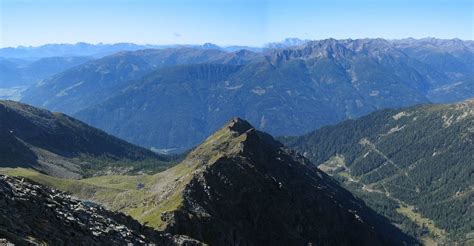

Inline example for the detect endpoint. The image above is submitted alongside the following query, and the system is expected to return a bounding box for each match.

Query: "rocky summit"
[0,174,201,245]
[149,118,415,245]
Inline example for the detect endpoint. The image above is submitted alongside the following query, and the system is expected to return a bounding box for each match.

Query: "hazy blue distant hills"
[0,56,91,88]
[281,99,474,243]
[0,42,169,59]
[0,42,263,59]
[265,37,310,49]
[22,47,260,114]
[392,38,474,102]
[21,38,474,151]
[73,41,429,150]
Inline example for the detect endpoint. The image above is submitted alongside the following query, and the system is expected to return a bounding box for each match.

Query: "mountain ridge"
[119,117,415,245]
[21,47,260,114]
[20,38,474,151]
[0,100,175,178]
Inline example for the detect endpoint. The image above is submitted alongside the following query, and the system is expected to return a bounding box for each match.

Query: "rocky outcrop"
[0,174,201,245]
[158,118,416,245]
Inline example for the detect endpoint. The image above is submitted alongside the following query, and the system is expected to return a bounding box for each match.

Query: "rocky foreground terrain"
[0,174,201,245]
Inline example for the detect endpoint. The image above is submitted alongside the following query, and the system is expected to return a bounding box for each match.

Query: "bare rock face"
[0,174,202,245]
[159,118,416,245]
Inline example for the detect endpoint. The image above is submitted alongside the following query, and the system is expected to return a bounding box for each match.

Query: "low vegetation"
[0,161,197,231]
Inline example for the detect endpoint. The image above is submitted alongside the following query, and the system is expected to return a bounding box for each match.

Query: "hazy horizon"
[2,36,474,49]
[1,0,472,48]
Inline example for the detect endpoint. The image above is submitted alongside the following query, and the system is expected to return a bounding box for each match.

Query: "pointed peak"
[202,43,221,50]
[226,117,254,134]
[182,117,258,167]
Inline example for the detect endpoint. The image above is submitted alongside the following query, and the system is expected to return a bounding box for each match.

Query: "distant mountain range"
[0,38,335,60]
[22,48,259,114]
[0,42,263,59]
[264,37,310,49]
[19,38,474,151]
[0,100,175,178]
[0,56,91,89]
[282,98,474,243]
[0,43,172,59]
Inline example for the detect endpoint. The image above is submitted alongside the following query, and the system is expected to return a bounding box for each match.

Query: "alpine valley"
[0,37,472,246]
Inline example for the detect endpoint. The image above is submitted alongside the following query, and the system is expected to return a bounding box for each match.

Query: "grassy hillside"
[0,165,194,230]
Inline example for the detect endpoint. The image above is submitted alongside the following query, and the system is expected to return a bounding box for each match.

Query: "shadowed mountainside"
[0,100,176,178]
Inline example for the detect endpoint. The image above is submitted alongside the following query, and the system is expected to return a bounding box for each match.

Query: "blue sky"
[0,0,472,47]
